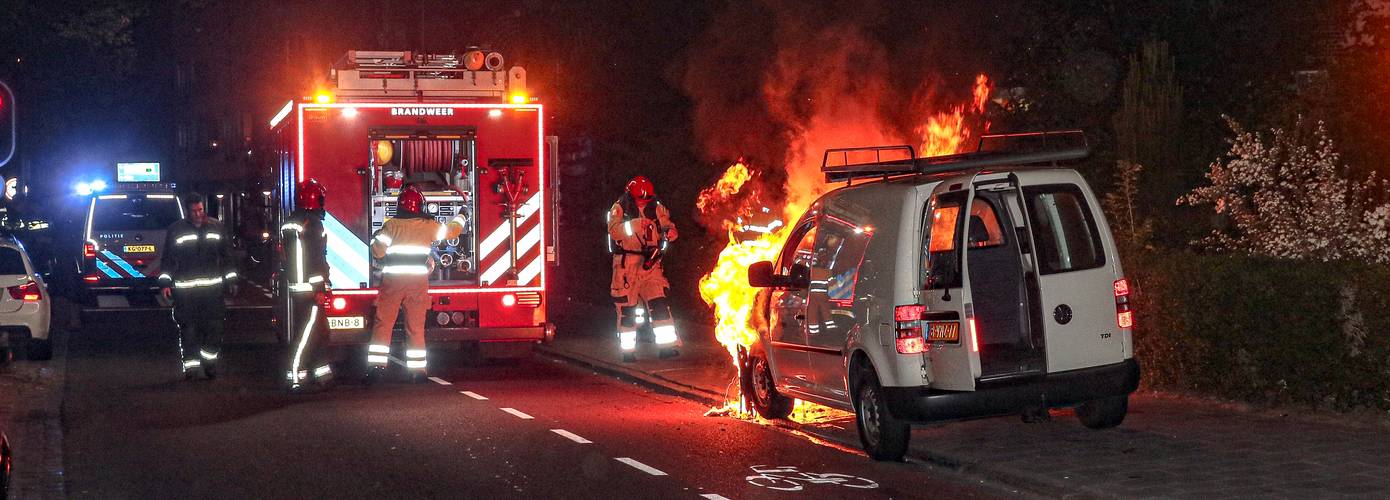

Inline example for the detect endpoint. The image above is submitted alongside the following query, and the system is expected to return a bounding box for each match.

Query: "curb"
[539,341,1090,500]
[535,344,727,407]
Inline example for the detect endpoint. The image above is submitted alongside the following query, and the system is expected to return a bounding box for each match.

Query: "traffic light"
[0,80,13,168]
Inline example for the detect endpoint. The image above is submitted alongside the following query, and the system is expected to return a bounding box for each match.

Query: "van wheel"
[854,369,910,461]
[26,338,52,361]
[1076,395,1128,429]
[744,351,792,419]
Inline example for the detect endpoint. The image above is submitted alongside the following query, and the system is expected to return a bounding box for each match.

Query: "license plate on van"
[328,316,364,330]
[124,245,156,253]
[926,321,960,342]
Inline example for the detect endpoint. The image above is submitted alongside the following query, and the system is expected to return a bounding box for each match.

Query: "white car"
[0,235,52,360]
[745,131,1138,461]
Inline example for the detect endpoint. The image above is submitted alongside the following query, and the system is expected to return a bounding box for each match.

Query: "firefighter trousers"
[173,287,226,373]
[612,266,679,353]
[370,275,430,372]
[286,288,333,387]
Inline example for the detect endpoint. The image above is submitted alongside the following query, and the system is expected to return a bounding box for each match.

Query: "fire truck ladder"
[331,50,526,102]
[821,130,1090,184]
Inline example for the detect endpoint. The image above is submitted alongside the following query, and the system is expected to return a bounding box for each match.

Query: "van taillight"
[7,280,39,302]
[83,243,96,259]
[1114,278,1133,329]
[894,304,926,354]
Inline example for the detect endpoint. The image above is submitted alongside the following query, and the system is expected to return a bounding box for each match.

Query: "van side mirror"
[748,261,778,288]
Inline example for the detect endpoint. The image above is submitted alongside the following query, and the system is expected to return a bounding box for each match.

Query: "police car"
[78,186,183,304]
[743,131,1139,461]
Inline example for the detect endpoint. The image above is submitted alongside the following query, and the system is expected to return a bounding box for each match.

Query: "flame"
[697,75,992,420]
[696,160,753,214]
[920,74,992,157]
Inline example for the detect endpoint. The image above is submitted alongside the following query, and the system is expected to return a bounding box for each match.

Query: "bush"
[1130,252,1390,411]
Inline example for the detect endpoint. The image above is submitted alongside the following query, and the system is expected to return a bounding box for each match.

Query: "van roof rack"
[821,130,1089,183]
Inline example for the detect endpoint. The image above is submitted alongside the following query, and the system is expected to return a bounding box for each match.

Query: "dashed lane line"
[500,408,534,420]
[550,429,592,444]
[428,377,452,386]
[616,457,667,476]
[460,391,488,400]
[700,495,732,500]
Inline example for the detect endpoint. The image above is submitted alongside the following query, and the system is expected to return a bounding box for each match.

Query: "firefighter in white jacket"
[608,176,680,362]
[367,185,466,383]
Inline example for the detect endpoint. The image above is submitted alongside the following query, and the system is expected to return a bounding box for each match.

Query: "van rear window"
[92,197,182,232]
[1023,185,1105,274]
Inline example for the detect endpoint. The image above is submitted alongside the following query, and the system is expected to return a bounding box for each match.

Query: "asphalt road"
[57,306,1022,499]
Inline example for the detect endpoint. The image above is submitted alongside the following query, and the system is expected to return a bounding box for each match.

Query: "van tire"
[854,369,910,461]
[1076,395,1128,429]
[744,351,793,420]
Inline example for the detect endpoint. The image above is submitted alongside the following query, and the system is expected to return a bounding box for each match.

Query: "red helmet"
[626,176,655,202]
[397,185,425,214]
[296,179,327,211]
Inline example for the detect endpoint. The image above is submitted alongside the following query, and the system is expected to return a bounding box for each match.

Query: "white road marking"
[550,429,592,444]
[500,408,534,420]
[615,458,667,476]
[460,391,488,400]
[428,377,452,386]
[701,495,732,500]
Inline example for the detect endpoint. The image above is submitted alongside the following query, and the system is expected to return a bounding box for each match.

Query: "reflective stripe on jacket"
[282,209,330,290]
[159,218,236,290]
[371,212,465,275]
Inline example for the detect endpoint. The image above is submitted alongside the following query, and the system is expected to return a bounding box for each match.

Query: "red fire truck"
[266,50,557,353]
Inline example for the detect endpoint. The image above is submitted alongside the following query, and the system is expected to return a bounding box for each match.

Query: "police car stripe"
[94,258,123,279]
[101,250,145,278]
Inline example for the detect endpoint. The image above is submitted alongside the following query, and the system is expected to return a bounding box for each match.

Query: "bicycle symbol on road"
[745,465,879,492]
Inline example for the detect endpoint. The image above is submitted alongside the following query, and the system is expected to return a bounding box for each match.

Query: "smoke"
[678,0,984,228]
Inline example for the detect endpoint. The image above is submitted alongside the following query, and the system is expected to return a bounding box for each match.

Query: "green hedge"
[1129,252,1390,411]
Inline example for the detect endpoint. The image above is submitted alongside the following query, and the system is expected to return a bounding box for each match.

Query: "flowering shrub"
[1181,117,1390,264]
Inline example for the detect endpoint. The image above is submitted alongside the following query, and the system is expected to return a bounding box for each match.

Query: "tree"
[1180,116,1390,263]
[1112,39,1182,206]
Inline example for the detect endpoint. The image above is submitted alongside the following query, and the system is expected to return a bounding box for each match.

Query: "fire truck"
[266,50,557,354]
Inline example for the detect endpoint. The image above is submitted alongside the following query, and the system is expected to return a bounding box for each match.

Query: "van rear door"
[1014,180,1124,372]
[920,176,980,391]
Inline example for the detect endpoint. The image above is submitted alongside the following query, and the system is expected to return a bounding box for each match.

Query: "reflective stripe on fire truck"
[323,212,370,288]
[477,192,544,286]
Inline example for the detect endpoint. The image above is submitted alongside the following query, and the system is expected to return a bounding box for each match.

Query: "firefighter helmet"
[296,179,327,211]
[627,176,655,202]
[397,185,425,214]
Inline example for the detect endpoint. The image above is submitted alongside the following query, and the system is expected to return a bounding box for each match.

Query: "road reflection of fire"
[698,75,991,422]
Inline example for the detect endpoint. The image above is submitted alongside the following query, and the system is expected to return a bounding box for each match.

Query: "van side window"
[922,192,967,289]
[778,222,817,276]
[813,215,874,306]
[1023,185,1106,274]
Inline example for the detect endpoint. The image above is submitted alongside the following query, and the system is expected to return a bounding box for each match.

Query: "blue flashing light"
[90,179,108,192]
[75,182,93,196]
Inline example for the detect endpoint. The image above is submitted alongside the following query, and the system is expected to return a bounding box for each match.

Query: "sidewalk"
[541,327,1390,499]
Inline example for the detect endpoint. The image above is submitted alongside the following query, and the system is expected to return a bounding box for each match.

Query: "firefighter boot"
[364,366,386,386]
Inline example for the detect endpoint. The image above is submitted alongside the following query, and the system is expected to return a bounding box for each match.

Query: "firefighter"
[608,176,680,362]
[159,194,237,380]
[281,179,335,392]
[367,185,466,383]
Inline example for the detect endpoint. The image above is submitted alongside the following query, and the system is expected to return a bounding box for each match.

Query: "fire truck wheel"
[744,350,793,420]
[1076,395,1128,429]
[854,368,909,461]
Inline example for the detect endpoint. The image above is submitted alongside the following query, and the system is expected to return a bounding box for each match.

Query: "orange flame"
[696,160,753,215]
[698,75,991,420]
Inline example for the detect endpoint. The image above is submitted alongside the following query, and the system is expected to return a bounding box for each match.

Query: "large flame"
[698,75,992,420]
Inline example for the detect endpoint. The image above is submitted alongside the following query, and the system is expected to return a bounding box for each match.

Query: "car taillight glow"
[969,318,979,352]
[331,297,347,311]
[83,242,96,258]
[83,275,100,283]
[1114,278,1133,329]
[7,280,39,302]
[501,293,517,307]
[894,304,926,354]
